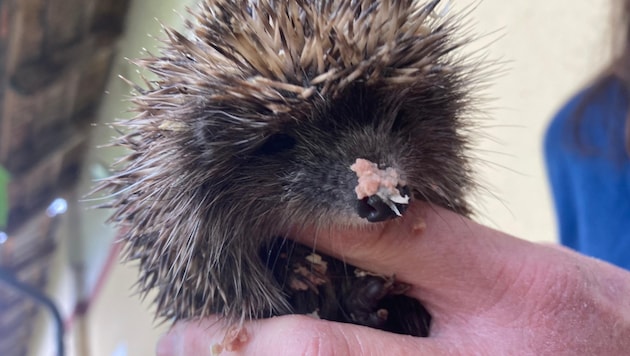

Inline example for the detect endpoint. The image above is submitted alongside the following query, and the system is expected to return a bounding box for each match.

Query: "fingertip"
[156,334,175,356]
[156,318,227,356]
[156,326,182,356]
[243,315,340,356]
[157,315,447,356]
[251,315,443,356]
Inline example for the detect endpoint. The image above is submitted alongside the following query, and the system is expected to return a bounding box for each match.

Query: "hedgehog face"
[189,81,470,234]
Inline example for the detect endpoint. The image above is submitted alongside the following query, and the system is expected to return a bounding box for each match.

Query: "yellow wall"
[452,0,612,242]
[30,1,196,355]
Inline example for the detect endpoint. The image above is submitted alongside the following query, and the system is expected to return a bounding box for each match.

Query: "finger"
[291,203,543,313]
[156,315,452,356]
[156,317,224,356]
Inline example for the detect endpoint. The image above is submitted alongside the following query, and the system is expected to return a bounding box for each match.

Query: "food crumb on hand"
[214,326,249,354]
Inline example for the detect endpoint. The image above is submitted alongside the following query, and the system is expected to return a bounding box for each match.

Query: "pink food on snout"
[350,158,407,201]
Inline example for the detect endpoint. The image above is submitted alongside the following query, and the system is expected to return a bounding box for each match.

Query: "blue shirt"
[544,78,630,270]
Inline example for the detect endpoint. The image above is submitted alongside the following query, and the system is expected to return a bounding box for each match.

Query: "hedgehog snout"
[349,158,411,222]
[356,185,410,222]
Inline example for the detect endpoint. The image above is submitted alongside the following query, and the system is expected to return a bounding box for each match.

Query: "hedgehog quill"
[98,0,484,347]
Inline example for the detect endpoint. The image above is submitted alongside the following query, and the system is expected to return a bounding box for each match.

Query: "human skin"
[156,203,630,355]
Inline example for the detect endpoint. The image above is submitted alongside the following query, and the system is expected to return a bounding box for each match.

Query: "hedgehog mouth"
[356,185,411,222]
[350,158,410,223]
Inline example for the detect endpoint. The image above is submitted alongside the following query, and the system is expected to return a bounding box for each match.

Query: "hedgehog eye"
[391,111,407,131]
[256,133,297,155]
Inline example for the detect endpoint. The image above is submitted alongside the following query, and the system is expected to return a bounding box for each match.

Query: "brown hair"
[574,0,630,156]
[608,0,630,155]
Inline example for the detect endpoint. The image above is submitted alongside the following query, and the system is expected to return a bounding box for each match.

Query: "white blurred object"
[47,198,68,218]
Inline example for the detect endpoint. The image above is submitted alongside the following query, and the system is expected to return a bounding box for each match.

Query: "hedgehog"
[98,0,483,345]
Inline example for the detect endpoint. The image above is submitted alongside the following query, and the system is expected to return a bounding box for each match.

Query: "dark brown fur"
[97,0,482,336]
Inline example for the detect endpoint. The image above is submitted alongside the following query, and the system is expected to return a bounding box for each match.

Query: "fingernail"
[156,332,177,356]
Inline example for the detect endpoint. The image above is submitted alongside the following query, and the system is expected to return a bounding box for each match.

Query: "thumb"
[157,315,450,356]
[292,203,538,315]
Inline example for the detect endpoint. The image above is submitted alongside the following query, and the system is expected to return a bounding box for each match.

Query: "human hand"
[156,203,630,355]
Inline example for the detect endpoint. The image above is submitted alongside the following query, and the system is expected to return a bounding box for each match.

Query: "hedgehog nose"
[356,186,410,222]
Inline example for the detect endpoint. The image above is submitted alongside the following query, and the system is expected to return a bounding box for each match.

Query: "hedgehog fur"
[99,0,481,338]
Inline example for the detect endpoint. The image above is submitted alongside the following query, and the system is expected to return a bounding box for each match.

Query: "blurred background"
[0,0,615,355]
